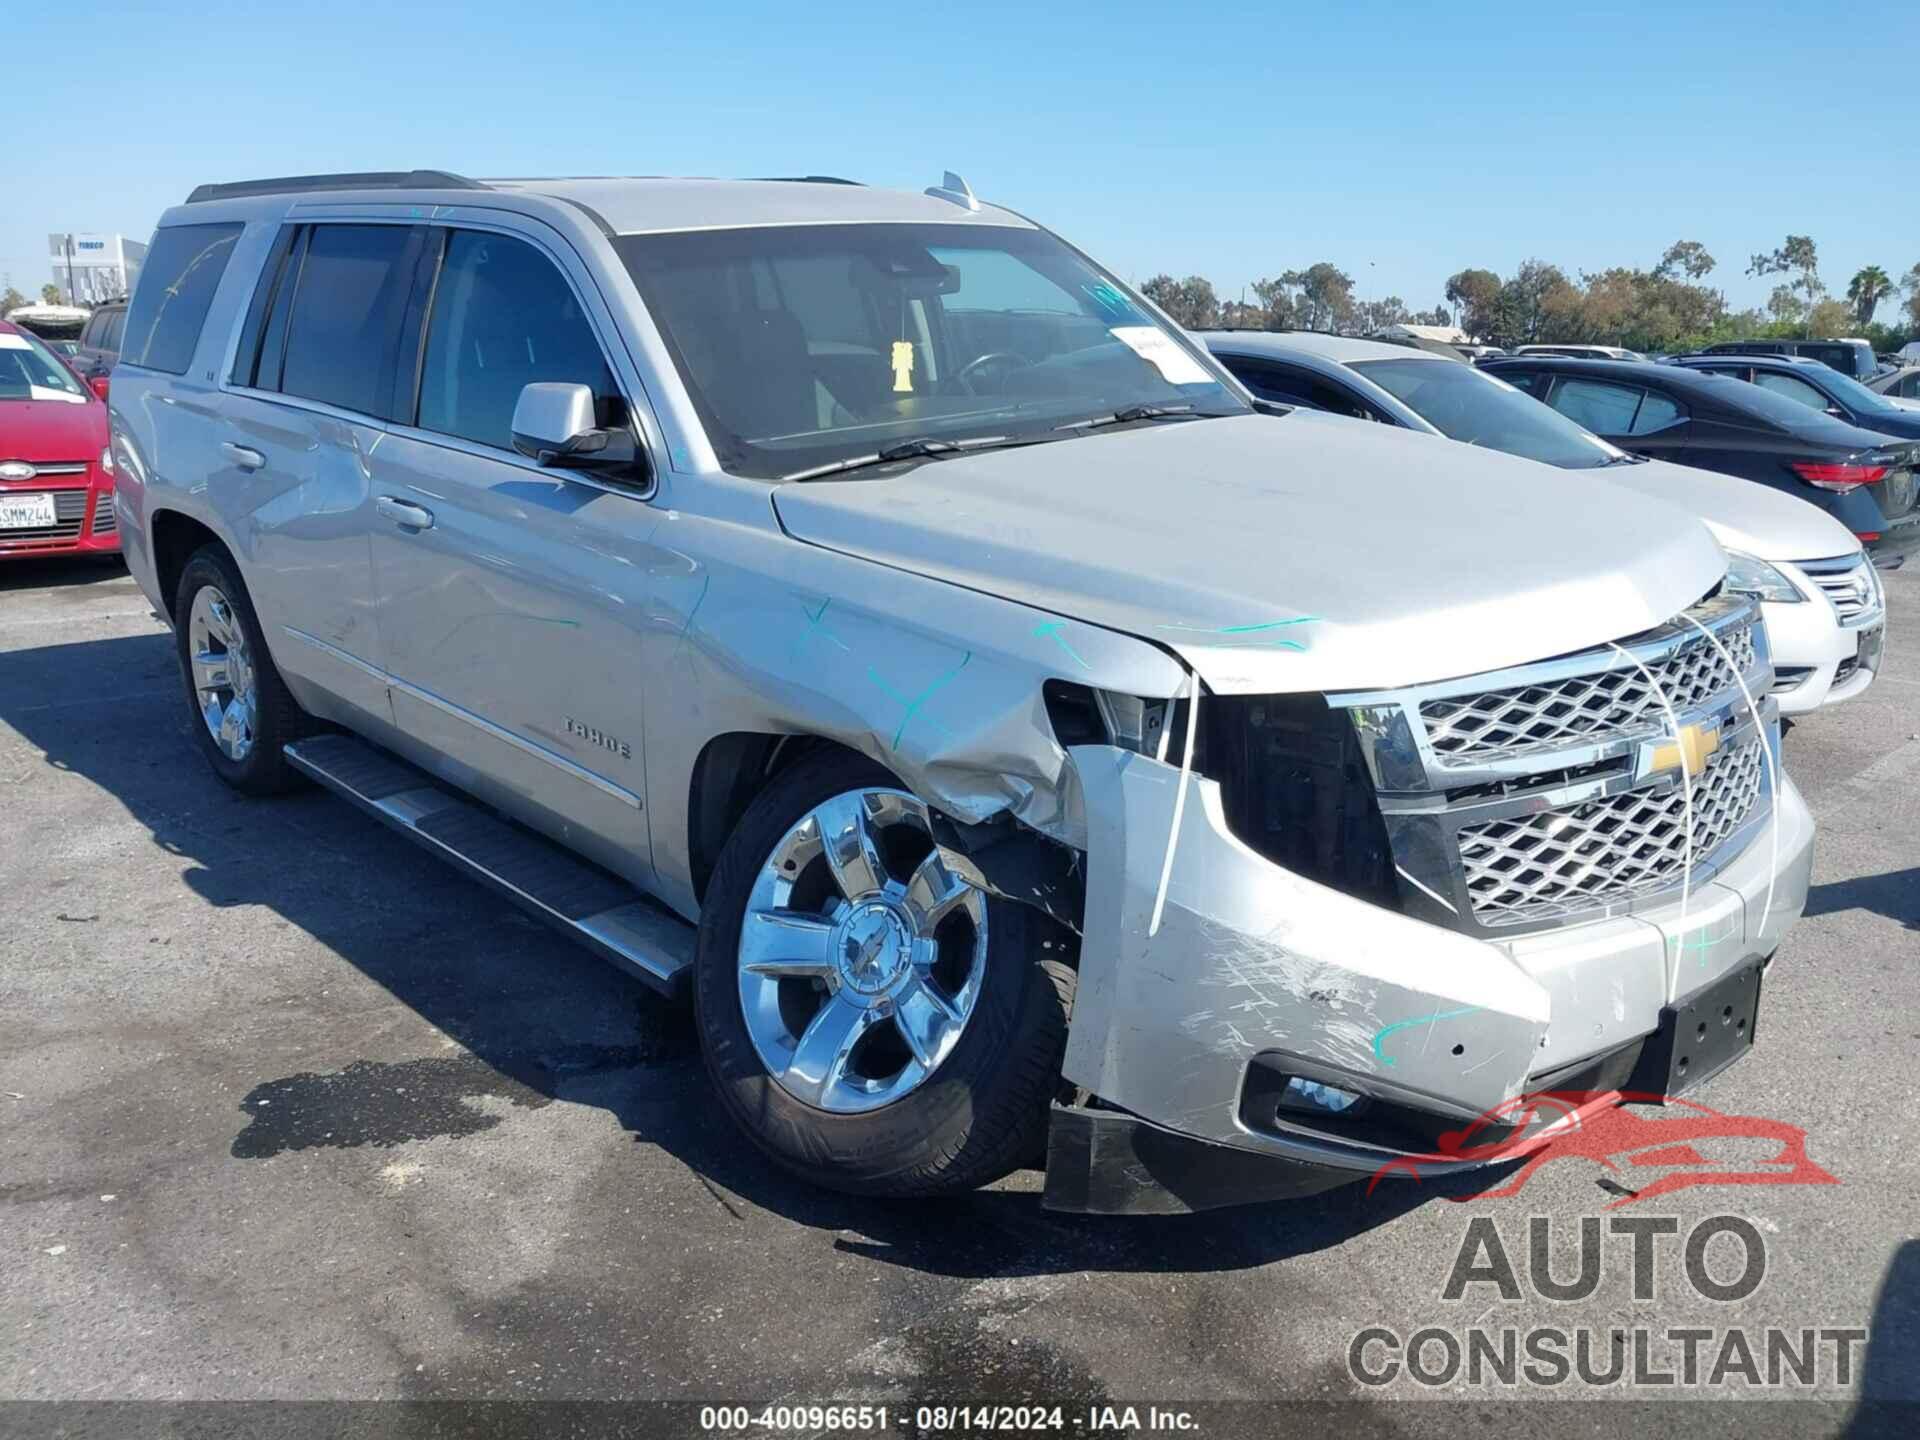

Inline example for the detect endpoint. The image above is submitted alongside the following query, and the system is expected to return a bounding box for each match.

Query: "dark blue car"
[1482,356,1920,568]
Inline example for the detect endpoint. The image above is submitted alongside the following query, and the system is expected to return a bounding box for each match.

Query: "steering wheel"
[953,351,1032,394]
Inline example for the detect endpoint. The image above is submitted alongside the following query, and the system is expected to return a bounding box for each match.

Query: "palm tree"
[1846,265,1894,326]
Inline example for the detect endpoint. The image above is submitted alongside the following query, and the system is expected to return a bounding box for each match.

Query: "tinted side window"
[1900,373,1920,399]
[1492,368,1544,396]
[279,224,419,417]
[416,231,615,450]
[120,223,242,374]
[100,309,125,353]
[1752,372,1829,411]
[1548,378,1642,434]
[1628,392,1685,434]
[1221,359,1374,419]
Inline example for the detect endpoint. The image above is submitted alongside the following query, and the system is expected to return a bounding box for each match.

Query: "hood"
[772,415,1726,695]
[0,396,106,465]
[1601,458,1860,564]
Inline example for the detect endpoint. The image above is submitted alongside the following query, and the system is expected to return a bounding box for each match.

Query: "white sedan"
[1203,330,1886,714]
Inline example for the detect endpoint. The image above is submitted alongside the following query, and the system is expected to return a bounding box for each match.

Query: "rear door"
[364,218,661,881]
[222,220,425,728]
[1541,375,1692,461]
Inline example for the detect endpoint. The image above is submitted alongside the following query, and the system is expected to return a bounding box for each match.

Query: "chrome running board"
[284,733,693,995]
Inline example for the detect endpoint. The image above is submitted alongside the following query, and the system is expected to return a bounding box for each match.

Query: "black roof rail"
[185,170,488,204]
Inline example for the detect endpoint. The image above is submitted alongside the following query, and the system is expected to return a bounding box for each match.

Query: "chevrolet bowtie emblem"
[1652,722,1721,779]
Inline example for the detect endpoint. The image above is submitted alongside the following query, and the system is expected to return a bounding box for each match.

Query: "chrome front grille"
[1334,592,1777,938]
[1421,620,1756,763]
[1457,734,1766,927]
[1797,553,1878,626]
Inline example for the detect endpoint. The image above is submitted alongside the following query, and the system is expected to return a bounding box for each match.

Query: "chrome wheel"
[738,788,989,1114]
[188,585,257,762]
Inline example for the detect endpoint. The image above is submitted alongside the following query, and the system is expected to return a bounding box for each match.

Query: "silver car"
[1202,331,1887,715]
[111,170,1814,1213]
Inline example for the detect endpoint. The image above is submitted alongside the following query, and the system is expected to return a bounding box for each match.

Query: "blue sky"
[7,1,1917,317]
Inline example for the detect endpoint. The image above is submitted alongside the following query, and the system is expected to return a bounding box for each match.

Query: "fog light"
[1279,1077,1365,1115]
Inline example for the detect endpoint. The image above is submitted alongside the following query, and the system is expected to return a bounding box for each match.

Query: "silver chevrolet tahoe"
[110,169,1815,1213]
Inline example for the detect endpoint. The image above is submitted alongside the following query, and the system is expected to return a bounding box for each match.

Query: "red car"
[0,319,119,559]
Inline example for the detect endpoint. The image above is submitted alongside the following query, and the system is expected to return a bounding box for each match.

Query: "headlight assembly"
[1723,550,1803,604]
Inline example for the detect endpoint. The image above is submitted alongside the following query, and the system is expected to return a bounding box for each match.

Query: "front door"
[365,224,660,881]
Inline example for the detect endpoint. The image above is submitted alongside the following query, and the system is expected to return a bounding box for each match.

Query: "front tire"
[694,749,1073,1197]
[172,545,311,795]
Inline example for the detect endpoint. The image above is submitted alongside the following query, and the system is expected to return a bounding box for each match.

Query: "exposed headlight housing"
[1723,550,1802,604]
[1043,681,1172,756]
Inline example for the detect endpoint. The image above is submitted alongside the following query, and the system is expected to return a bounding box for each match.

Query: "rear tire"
[694,748,1073,1197]
[172,545,312,796]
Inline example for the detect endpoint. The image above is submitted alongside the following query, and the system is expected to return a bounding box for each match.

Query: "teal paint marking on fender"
[1373,1004,1485,1066]
[868,652,973,750]
[1033,620,1091,670]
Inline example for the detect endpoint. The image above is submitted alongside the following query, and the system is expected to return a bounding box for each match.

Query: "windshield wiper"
[1054,403,1208,432]
[782,433,1050,483]
[1601,452,1650,466]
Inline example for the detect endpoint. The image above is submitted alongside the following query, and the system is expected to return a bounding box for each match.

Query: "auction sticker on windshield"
[1110,326,1214,385]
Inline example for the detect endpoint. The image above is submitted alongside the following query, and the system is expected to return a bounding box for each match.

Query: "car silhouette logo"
[1366,1090,1838,1209]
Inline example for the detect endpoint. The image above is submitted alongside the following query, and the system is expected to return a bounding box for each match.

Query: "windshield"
[1815,366,1902,414]
[1351,357,1623,469]
[613,223,1246,478]
[0,329,86,402]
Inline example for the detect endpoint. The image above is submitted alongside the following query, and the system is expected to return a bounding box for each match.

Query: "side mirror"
[89,374,110,402]
[511,383,608,465]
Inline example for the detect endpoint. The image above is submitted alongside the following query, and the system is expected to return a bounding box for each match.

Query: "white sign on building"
[48,233,148,306]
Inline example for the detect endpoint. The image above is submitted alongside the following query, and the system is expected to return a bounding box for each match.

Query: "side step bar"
[284,734,694,995]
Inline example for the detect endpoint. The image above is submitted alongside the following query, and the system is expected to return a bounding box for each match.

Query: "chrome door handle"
[376,495,435,530]
[221,442,266,471]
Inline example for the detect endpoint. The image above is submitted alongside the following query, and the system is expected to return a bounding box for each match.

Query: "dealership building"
[49,233,147,306]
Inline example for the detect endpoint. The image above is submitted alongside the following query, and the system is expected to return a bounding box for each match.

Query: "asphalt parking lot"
[3,555,1917,1434]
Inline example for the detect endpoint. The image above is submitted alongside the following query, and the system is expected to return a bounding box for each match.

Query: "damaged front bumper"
[1044,743,1815,1214]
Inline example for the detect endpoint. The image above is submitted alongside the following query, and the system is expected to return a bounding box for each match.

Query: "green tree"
[40,283,62,305]
[1748,236,1822,333]
[1806,298,1853,339]
[0,286,27,315]
[1653,240,1716,282]
[1249,276,1299,330]
[1289,263,1355,332]
[1444,268,1502,338]
[1353,295,1409,335]
[1138,274,1221,330]
[1489,260,1572,346]
[1766,284,1806,325]
[1845,265,1894,326]
[1904,263,1920,331]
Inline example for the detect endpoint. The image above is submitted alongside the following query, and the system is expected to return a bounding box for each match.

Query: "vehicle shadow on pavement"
[1850,1239,1920,1429]
[3,627,1494,1279]
[1805,866,1920,932]
[0,554,128,594]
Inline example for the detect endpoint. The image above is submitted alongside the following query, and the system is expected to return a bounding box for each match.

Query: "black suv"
[1697,338,1877,381]
[69,300,127,390]
[1483,356,1920,567]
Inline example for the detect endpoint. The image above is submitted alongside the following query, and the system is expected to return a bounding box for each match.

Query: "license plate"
[0,492,57,529]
